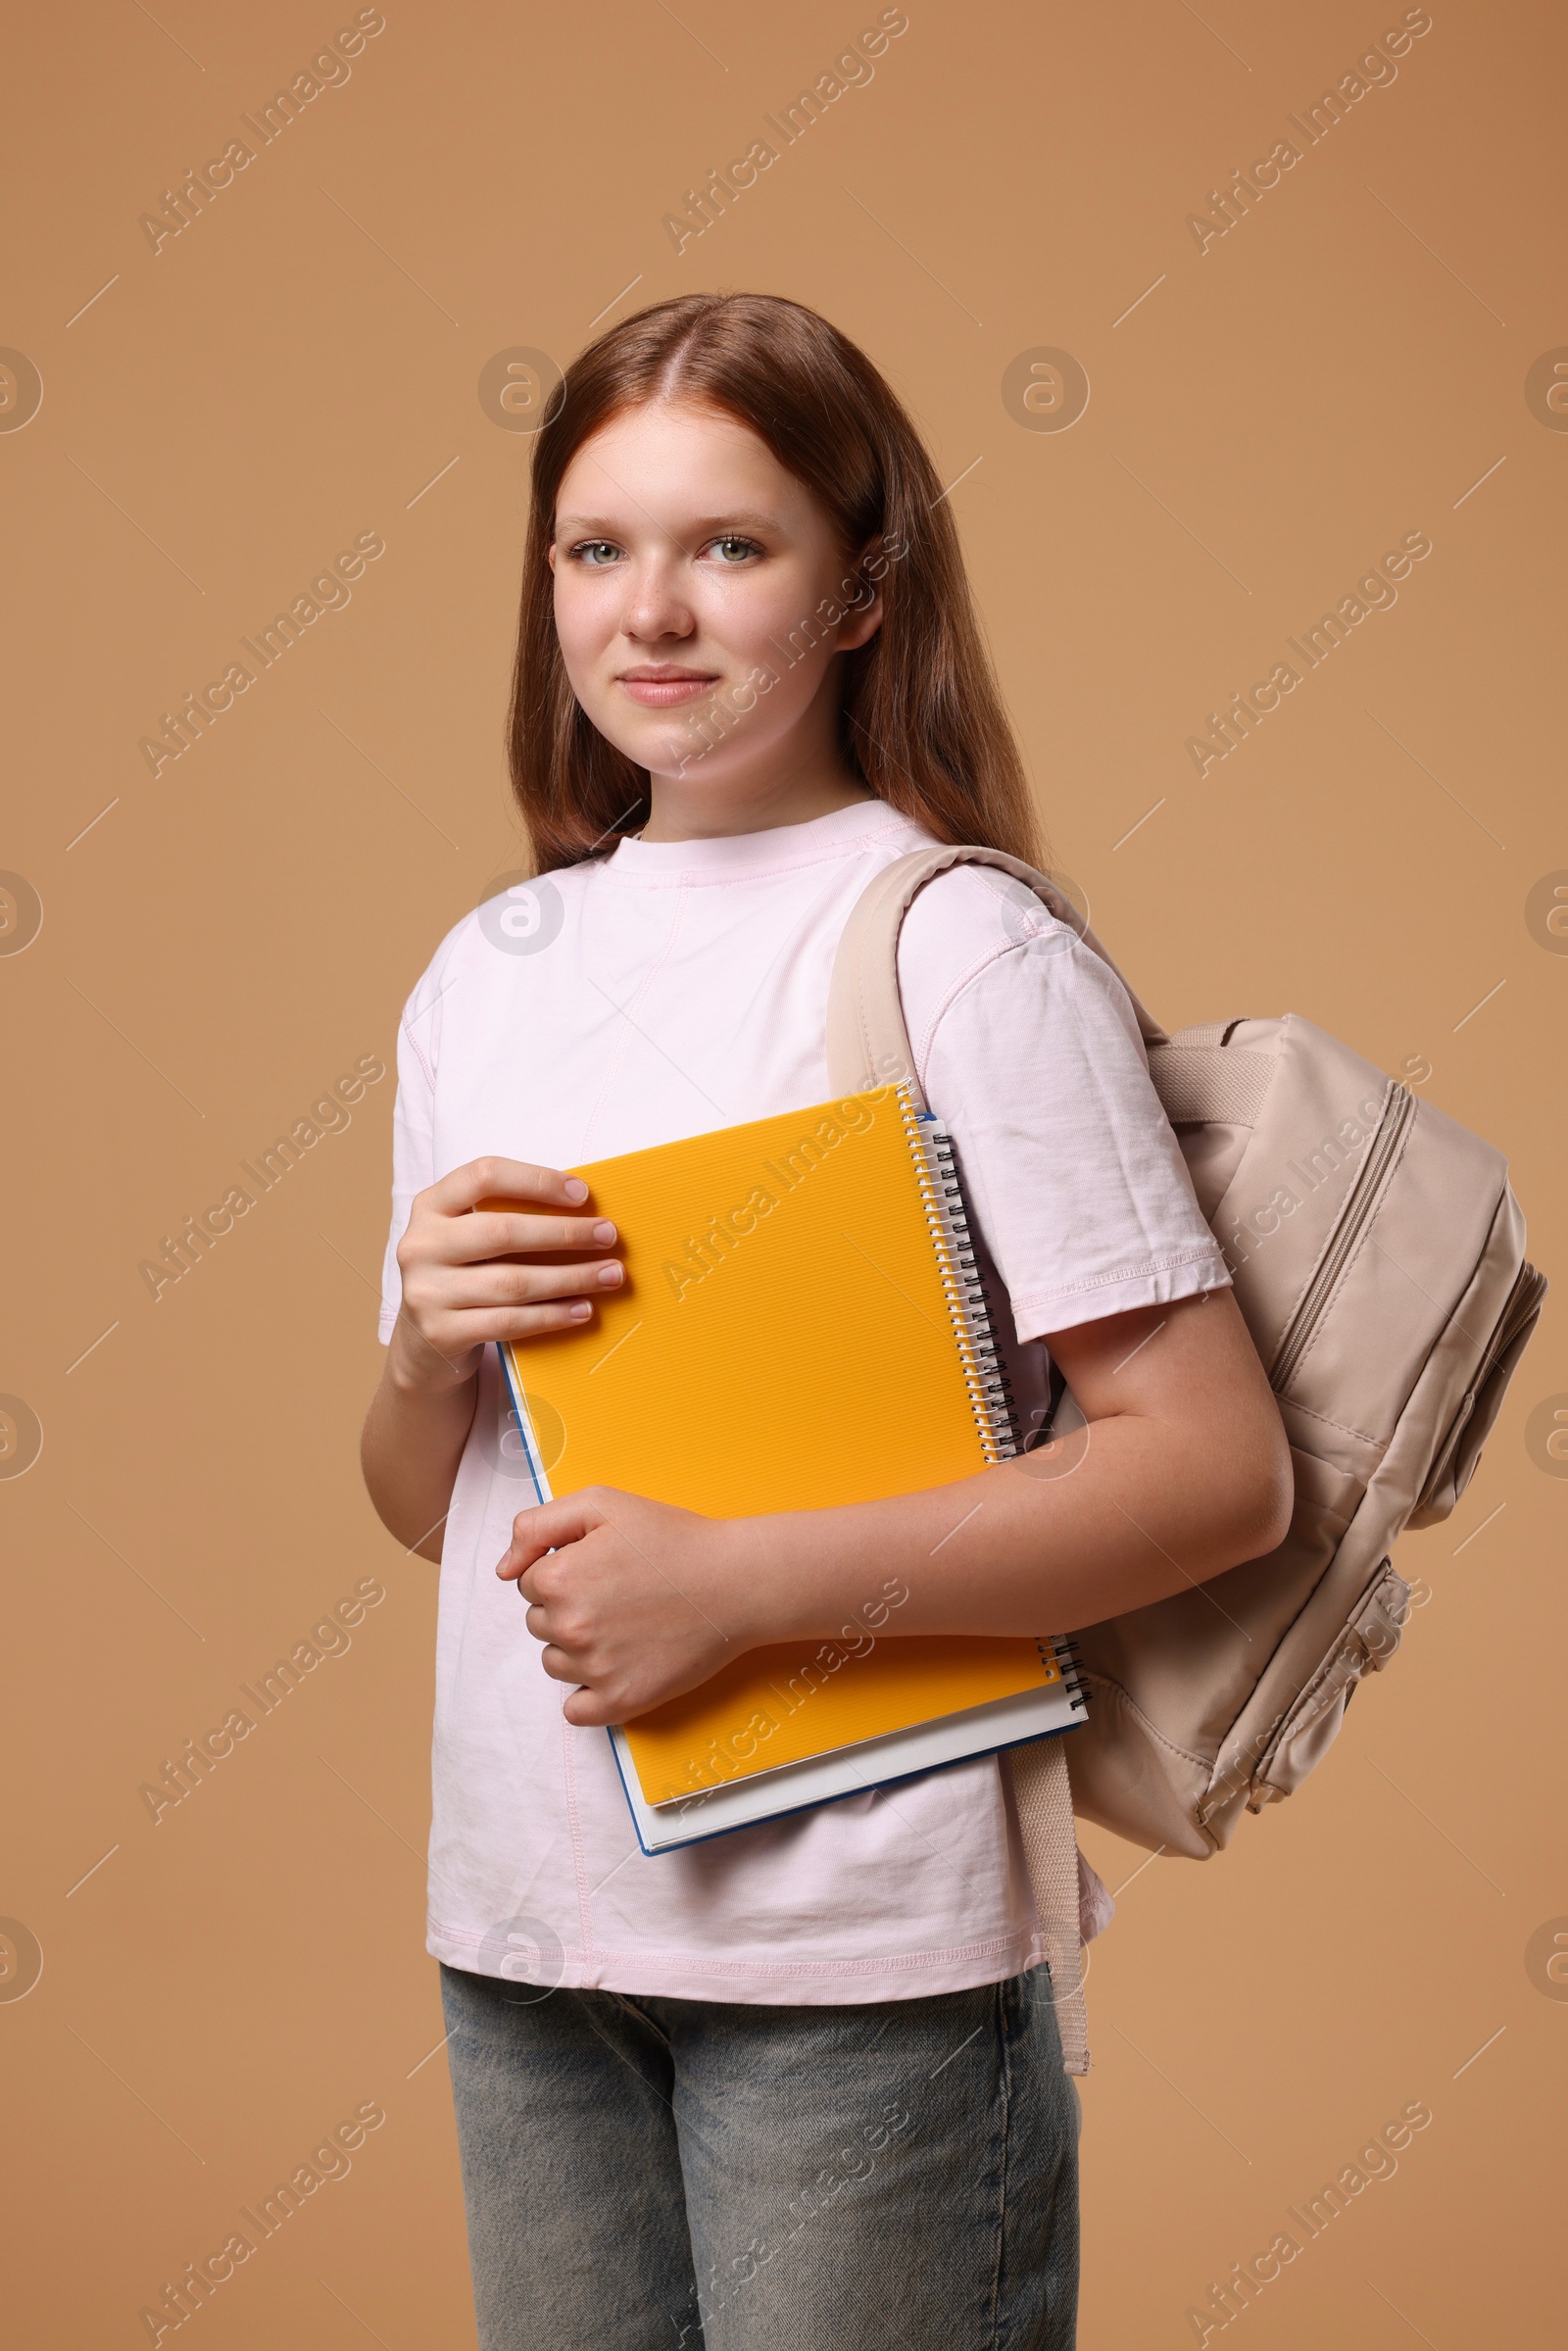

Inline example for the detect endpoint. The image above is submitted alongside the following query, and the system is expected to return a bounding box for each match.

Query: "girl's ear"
[837,543,886,652]
[547,543,558,573]
[839,589,882,654]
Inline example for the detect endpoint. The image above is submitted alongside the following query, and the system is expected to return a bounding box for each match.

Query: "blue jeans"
[440,1961,1079,2349]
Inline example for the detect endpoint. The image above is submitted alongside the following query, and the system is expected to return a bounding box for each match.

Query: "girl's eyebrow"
[554,509,785,537]
[684,511,785,535]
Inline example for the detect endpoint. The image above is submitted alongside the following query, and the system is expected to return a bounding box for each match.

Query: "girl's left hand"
[497,1487,755,1726]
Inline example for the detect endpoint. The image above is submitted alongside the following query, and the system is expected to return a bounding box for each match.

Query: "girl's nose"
[620,553,696,645]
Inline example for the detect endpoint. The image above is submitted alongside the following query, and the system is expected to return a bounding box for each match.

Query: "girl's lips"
[616,670,719,708]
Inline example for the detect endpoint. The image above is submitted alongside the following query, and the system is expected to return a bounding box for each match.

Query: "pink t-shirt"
[379,799,1227,2003]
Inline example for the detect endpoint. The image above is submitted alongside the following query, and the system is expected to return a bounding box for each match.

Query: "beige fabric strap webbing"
[1145,1043,1274,1127]
[1165,1018,1235,1050]
[1008,1738,1090,2074]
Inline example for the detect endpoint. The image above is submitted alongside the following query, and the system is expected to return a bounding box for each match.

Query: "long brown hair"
[509,293,1042,874]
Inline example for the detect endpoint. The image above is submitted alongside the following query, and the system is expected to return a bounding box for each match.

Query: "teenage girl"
[362,293,1291,2351]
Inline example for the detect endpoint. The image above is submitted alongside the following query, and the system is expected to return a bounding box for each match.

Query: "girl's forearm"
[361,1340,479,1561]
[738,1413,1282,1647]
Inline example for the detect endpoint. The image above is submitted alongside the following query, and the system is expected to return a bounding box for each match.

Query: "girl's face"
[549,401,882,817]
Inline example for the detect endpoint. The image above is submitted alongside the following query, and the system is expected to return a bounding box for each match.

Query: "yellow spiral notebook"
[495,1083,1084,1851]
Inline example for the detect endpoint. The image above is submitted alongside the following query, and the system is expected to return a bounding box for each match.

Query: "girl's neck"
[638,762,875,845]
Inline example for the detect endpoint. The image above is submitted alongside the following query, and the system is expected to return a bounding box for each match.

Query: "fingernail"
[568,1300,592,1319]
[564,1178,589,1202]
[597,1262,623,1286]
[593,1220,616,1244]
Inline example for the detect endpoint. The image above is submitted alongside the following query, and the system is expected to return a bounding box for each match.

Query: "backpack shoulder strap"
[825,845,1167,1104]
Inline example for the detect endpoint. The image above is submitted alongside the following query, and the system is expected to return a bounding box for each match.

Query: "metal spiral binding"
[1048,1637,1091,1717]
[898,1086,1022,1465]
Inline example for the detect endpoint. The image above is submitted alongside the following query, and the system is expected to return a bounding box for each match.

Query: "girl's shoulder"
[898,858,1077,954]
[404,859,602,997]
[894,859,1128,1035]
[395,860,604,1084]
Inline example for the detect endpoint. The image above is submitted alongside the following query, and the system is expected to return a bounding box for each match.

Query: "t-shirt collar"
[601,797,921,884]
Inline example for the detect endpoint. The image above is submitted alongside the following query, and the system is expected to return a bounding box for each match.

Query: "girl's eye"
[570,541,622,566]
[707,535,761,564]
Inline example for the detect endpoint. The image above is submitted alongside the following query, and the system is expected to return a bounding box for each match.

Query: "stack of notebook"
[496,1082,1085,1851]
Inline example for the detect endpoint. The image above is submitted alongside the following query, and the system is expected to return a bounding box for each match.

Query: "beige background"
[3,0,1564,2342]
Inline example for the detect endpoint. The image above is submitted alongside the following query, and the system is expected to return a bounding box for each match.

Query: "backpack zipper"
[1413,1255,1548,1505]
[1269,1083,1416,1393]
[1475,1256,1548,1384]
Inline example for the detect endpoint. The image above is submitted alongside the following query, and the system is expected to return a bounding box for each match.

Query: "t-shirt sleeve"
[900,869,1230,1343]
[377,955,446,1345]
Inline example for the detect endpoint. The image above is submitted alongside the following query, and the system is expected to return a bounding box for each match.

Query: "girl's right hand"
[390,1156,623,1391]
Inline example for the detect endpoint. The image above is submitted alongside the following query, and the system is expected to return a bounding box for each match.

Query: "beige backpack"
[826,846,1544,2056]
